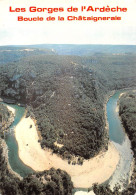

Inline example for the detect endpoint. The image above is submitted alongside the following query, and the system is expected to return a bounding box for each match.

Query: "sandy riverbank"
[75,191,95,195]
[109,91,134,190]
[15,115,119,188]
[115,92,125,113]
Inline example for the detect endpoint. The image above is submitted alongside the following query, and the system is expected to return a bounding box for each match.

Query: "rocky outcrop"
[0,104,15,133]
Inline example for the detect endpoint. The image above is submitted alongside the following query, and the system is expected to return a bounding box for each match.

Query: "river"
[2,91,134,192]
[3,103,34,177]
[107,91,133,190]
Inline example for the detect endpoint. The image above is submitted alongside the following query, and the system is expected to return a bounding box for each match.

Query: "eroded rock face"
[2,75,27,102]
[0,104,14,134]
[4,88,19,97]
[10,74,21,82]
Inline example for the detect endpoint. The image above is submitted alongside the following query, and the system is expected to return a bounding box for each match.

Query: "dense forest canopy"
[119,91,136,157]
[0,45,136,194]
[0,139,73,195]
[0,46,136,159]
[118,91,136,194]
[0,54,108,159]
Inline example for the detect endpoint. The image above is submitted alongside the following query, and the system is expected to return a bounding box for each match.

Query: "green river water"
[2,91,134,192]
[3,104,34,177]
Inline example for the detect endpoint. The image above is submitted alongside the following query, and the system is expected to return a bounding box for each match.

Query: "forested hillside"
[82,53,136,90]
[0,50,136,160]
[0,45,136,194]
[0,103,73,195]
[0,138,73,195]
[118,91,136,194]
[0,46,56,65]
[93,91,136,194]
[119,92,136,156]
[0,55,107,159]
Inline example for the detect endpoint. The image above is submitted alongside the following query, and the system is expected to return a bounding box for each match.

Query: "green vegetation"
[0,139,73,195]
[0,46,56,65]
[118,92,136,194]
[82,53,136,90]
[92,91,136,194]
[93,183,121,195]
[119,91,136,156]
[0,104,14,138]
[21,168,73,195]
[0,104,73,195]
[0,55,108,159]
[0,45,136,194]
[0,48,136,160]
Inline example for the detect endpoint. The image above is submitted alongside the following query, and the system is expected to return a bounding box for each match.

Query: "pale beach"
[15,115,120,188]
[75,191,95,195]
[116,92,125,113]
